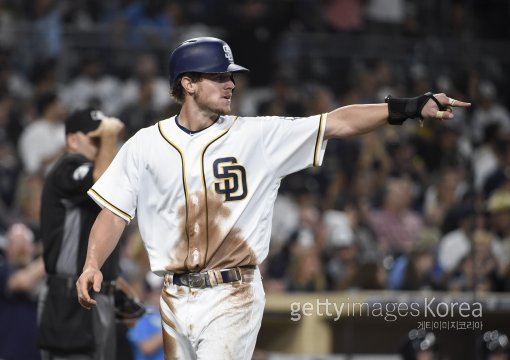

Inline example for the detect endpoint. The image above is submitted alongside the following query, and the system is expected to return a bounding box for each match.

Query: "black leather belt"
[172,267,254,289]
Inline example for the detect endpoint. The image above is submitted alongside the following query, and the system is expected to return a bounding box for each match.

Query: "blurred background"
[0,0,510,359]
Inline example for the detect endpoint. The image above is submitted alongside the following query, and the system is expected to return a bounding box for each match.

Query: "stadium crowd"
[1,0,510,359]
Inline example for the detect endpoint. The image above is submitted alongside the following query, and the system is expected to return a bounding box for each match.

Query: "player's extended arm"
[324,92,471,140]
[76,208,126,309]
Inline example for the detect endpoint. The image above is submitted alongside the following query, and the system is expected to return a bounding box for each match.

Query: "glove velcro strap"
[385,92,443,125]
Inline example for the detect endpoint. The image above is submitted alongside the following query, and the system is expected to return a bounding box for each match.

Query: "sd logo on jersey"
[213,157,247,201]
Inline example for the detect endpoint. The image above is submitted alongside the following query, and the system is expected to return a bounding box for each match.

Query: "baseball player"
[76,37,470,359]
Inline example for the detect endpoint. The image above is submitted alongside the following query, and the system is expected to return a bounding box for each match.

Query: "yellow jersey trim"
[88,188,133,223]
[313,113,326,167]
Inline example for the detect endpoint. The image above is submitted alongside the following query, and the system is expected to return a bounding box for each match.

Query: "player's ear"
[181,76,196,95]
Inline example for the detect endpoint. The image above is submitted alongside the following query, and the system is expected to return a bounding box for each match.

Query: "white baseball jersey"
[88,114,328,275]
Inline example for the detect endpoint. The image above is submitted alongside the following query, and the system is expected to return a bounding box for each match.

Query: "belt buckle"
[234,268,242,282]
[188,273,205,288]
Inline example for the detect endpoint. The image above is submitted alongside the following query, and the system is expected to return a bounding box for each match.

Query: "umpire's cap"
[168,37,249,87]
[65,108,104,134]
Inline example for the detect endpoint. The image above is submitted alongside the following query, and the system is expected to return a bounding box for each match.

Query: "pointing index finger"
[447,97,471,108]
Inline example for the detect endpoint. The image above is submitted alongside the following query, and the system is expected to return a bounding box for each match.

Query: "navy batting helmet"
[168,37,249,86]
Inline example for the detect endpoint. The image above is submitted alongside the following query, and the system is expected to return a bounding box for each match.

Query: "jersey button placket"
[188,194,201,270]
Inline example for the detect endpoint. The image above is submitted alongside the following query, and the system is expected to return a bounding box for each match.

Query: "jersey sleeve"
[88,136,141,223]
[259,113,328,177]
[53,156,95,204]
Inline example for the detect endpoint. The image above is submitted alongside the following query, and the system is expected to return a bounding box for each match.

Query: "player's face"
[193,73,235,115]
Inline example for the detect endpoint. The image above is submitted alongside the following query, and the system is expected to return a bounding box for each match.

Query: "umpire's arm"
[324,92,470,140]
[76,208,126,309]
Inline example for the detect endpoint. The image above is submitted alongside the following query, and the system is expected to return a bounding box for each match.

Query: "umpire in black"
[37,108,124,360]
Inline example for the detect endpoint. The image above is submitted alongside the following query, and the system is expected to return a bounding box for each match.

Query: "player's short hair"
[170,72,203,103]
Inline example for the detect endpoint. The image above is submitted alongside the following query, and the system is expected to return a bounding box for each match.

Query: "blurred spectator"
[13,174,44,236]
[0,222,45,360]
[352,200,380,263]
[18,92,66,175]
[119,77,163,137]
[270,194,300,252]
[0,48,32,100]
[62,55,123,115]
[389,228,439,290]
[323,194,383,290]
[0,96,23,220]
[483,138,510,199]
[127,273,164,360]
[119,54,170,136]
[473,124,502,192]
[0,138,21,220]
[266,190,324,292]
[305,84,335,116]
[487,189,510,289]
[357,132,392,181]
[0,94,24,147]
[0,4,16,49]
[28,0,63,60]
[437,203,476,275]
[364,0,407,34]
[323,209,358,290]
[447,229,501,293]
[229,74,270,117]
[121,227,152,284]
[408,63,432,103]
[369,177,424,256]
[121,53,172,112]
[224,0,288,85]
[113,0,174,49]
[386,139,427,206]
[324,209,354,251]
[289,0,325,32]
[415,122,471,176]
[257,75,304,116]
[323,138,364,210]
[353,260,386,290]
[423,167,467,227]
[287,245,326,292]
[471,81,510,146]
[29,59,58,104]
[325,0,364,32]
[323,218,359,291]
